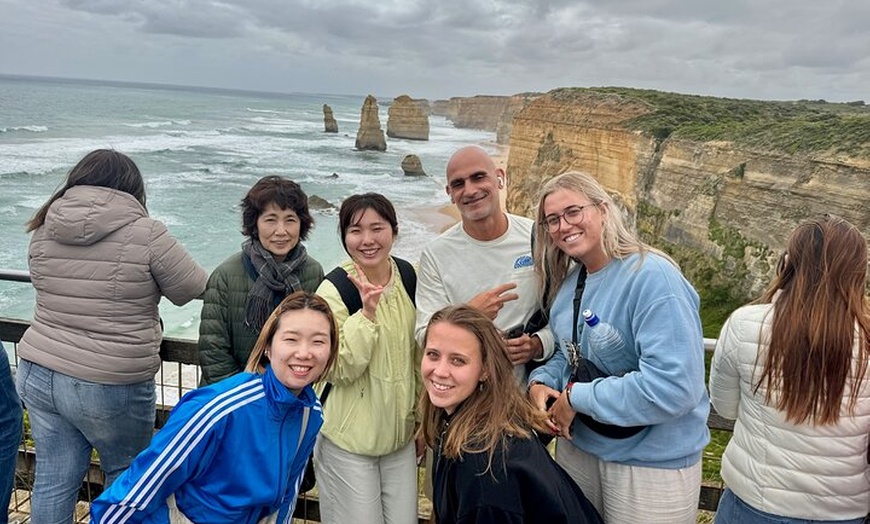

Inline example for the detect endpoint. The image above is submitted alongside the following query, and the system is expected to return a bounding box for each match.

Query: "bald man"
[415,146,554,380]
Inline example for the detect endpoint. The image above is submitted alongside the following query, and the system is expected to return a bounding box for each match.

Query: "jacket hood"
[44,186,147,246]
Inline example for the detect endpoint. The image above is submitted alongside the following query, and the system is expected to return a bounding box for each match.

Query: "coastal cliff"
[431,94,539,144]
[505,88,870,310]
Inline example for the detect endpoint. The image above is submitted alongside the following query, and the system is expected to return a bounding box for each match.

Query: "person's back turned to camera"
[710,214,870,524]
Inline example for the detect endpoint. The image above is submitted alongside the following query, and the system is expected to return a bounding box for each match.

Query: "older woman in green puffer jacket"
[197,176,323,385]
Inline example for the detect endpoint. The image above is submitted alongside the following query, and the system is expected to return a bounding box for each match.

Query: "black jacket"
[433,434,604,524]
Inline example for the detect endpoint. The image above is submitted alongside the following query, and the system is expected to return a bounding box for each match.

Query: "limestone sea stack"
[323,104,338,133]
[401,154,427,177]
[355,95,387,151]
[387,95,429,140]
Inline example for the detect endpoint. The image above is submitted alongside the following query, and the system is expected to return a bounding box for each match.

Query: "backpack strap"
[393,256,416,306]
[324,256,416,316]
[324,266,363,316]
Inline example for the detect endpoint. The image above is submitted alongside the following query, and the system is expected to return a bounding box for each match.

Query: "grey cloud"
[4,0,870,101]
[61,0,129,16]
[781,36,869,71]
[62,0,251,38]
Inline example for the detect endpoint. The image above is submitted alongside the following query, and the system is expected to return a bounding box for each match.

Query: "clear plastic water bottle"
[582,309,624,375]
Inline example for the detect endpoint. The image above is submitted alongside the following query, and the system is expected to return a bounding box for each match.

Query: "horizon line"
[0,72,403,102]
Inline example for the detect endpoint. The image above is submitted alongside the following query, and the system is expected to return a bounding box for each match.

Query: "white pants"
[555,439,701,524]
[314,435,418,524]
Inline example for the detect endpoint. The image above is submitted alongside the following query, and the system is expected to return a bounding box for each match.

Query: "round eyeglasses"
[540,203,596,233]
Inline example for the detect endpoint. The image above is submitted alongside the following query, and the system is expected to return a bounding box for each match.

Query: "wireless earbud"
[497,178,504,188]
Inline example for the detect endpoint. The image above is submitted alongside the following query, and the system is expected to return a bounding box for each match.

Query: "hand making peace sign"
[346,259,386,322]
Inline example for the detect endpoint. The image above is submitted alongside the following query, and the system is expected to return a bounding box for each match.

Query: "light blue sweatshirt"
[529,253,710,469]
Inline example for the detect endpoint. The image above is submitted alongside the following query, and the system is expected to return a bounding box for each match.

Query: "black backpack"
[323,256,416,315]
[299,256,417,494]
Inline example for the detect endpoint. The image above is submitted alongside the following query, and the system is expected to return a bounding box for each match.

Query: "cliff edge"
[505,87,870,312]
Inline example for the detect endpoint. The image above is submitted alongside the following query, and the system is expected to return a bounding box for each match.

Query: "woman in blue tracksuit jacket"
[90,291,338,524]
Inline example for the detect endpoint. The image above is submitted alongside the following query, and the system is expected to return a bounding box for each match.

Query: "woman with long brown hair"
[709,215,870,523]
[419,305,602,524]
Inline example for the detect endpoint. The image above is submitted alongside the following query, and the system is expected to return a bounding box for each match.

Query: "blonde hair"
[244,291,338,382]
[533,171,676,306]
[417,305,549,473]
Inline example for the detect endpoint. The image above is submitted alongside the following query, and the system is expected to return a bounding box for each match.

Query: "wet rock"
[401,154,427,177]
[308,194,335,210]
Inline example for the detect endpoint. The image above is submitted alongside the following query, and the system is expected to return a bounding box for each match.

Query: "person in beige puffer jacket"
[15,149,207,524]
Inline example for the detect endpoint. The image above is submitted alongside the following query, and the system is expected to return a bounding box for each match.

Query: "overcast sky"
[1,0,868,102]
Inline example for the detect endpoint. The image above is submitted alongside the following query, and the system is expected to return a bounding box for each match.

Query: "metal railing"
[0,269,29,283]
[1,270,728,522]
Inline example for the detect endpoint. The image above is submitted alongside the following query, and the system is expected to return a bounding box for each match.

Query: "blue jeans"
[715,488,866,524]
[0,343,23,524]
[15,360,155,524]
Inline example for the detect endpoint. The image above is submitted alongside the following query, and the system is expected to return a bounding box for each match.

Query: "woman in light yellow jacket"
[314,193,422,524]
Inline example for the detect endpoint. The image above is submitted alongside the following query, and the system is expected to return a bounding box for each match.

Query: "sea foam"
[0,125,48,133]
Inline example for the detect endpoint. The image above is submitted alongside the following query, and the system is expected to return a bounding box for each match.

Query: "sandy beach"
[409,143,509,235]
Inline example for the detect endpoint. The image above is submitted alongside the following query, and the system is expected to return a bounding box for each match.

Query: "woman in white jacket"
[709,214,870,524]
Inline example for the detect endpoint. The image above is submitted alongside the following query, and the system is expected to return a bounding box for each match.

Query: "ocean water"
[0,75,498,340]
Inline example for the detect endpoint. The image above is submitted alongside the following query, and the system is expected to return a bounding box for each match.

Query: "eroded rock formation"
[355,95,387,151]
[430,99,458,121]
[432,96,506,131]
[323,104,338,133]
[496,94,540,145]
[387,95,429,140]
[504,88,870,302]
[431,94,539,144]
[414,98,430,115]
[308,194,335,210]
[401,154,427,177]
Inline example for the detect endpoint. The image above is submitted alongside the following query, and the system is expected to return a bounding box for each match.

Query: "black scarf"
[242,238,307,331]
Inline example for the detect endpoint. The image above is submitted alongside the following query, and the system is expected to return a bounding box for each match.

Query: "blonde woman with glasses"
[527,171,710,523]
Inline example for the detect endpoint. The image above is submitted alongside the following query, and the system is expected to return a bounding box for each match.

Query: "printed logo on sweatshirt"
[513,255,533,269]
